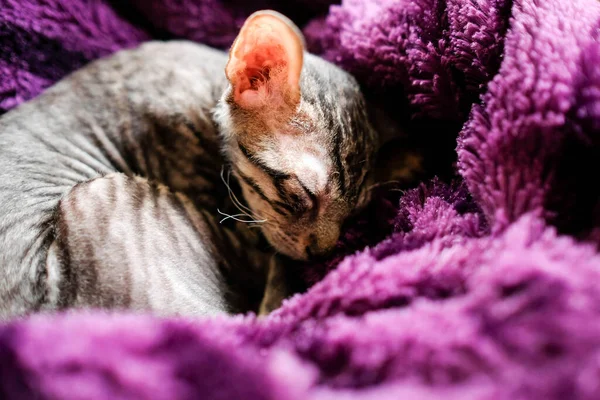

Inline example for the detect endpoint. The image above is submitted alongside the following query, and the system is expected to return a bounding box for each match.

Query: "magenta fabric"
[2,0,600,399]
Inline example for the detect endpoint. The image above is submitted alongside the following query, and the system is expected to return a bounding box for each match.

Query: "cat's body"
[0,42,264,318]
[0,11,379,320]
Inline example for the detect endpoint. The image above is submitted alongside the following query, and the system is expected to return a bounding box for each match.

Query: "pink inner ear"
[226,14,303,109]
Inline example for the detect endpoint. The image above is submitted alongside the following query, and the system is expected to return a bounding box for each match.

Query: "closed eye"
[273,179,316,217]
[235,167,314,218]
[296,179,319,218]
[237,142,320,217]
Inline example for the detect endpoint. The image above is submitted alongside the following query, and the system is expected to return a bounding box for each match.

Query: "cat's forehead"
[260,131,331,192]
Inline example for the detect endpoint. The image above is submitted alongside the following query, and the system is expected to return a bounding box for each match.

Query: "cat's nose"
[305,228,339,259]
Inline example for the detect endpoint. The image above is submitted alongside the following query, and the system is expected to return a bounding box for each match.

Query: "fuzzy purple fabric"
[0,0,149,113]
[2,0,600,399]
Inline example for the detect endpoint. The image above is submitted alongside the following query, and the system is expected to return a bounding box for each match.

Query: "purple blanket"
[2,0,600,399]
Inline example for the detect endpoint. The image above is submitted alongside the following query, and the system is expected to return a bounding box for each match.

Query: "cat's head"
[215,10,377,261]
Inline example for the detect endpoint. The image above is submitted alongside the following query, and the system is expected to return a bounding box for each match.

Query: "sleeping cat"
[0,10,377,319]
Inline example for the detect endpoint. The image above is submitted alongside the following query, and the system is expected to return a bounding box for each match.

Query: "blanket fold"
[1,0,600,399]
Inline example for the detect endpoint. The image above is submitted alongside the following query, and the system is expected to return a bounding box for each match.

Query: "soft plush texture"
[2,0,600,399]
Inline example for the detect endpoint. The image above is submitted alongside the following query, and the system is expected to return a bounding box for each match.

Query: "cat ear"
[225,10,305,110]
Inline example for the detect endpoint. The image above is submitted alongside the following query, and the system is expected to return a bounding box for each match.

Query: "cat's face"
[215,10,377,261]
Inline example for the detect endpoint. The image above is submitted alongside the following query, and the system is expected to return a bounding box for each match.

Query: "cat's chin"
[274,244,310,262]
[265,235,337,262]
[261,231,310,262]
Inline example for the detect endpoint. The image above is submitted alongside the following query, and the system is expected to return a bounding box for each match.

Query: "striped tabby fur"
[0,12,377,320]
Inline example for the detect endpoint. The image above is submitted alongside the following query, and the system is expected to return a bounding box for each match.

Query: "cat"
[0,10,379,320]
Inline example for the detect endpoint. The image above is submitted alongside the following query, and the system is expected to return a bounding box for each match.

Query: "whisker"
[250,219,274,227]
[217,208,267,224]
[226,168,256,215]
[221,166,251,213]
[220,166,267,222]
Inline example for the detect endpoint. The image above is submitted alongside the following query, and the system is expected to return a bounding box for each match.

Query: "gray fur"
[0,39,376,320]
